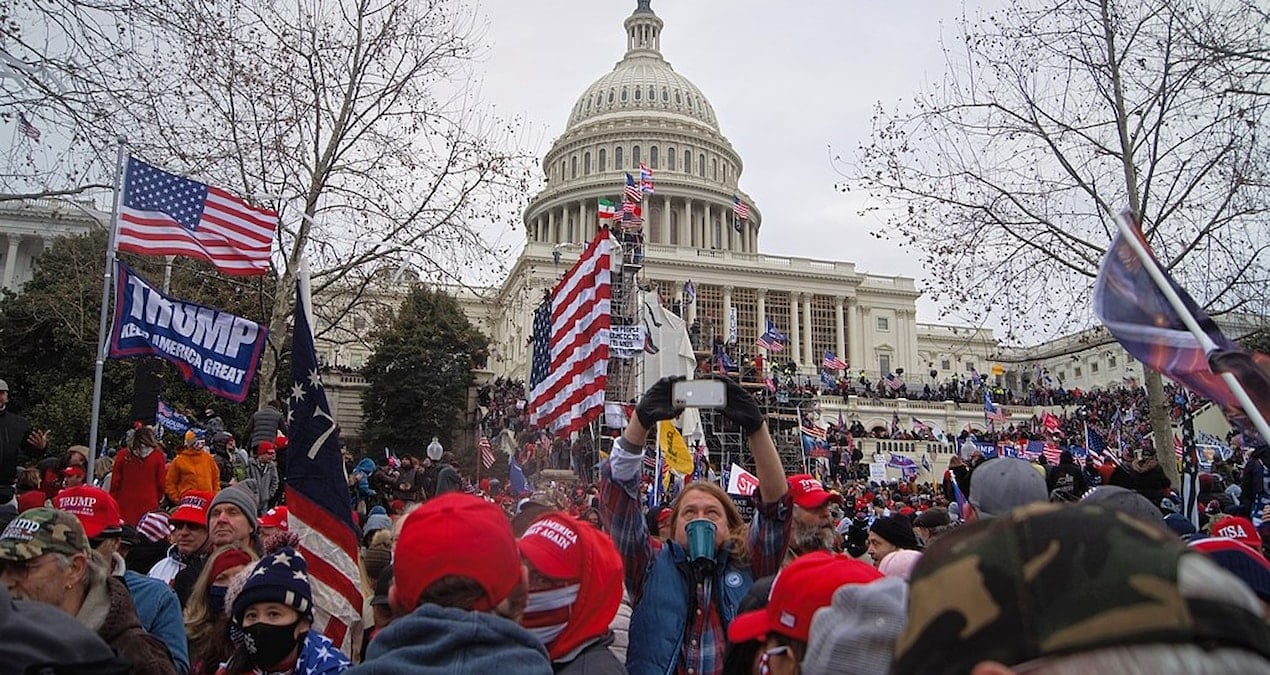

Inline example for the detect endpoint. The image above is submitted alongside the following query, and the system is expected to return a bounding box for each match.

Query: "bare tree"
[840,0,1270,485]
[3,0,533,403]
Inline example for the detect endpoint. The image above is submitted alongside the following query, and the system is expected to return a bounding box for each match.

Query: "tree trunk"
[257,269,296,410]
[1143,369,1179,489]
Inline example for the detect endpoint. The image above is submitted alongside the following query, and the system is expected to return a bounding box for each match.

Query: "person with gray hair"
[894,503,1270,674]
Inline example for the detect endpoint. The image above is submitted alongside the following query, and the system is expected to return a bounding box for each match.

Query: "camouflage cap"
[893,503,1270,674]
[0,508,91,562]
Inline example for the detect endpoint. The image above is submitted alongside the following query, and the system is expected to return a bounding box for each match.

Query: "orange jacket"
[164,447,220,504]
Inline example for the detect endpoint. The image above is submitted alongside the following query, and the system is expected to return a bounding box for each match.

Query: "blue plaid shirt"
[600,461,791,675]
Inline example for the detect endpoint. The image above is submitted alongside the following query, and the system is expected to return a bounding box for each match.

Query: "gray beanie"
[968,458,1048,518]
[208,484,258,530]
[804,576,909,675]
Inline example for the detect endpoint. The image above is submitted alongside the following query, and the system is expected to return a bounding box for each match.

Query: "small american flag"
[479,435,496,470]
[732,195,750,220]
[822,350,848,370]
[755,318,786,352]
[640,163,654,193]
[18,113,40,142]
[528,231,614,437]
[624,173,642,202]
[643,451,658,472]
[117,157,276,276]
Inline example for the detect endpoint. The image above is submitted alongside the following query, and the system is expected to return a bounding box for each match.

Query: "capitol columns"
[578,200,587,240]
[834,296,846,367]
[548,207,558,244]
[801,292,813,366]
[2,234,22,290]
[661,194,671,245]
[755,289,767,355]
[788,292,801,367]
[704,201,714,248]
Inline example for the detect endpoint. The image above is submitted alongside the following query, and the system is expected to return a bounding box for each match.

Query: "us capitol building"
[477,0,997,392]
[12,1,1231,451]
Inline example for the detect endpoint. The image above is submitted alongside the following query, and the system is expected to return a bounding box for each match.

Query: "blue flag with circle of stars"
[284,261,362,651]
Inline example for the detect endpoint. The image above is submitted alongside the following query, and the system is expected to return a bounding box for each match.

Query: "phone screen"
[672,380,726,408]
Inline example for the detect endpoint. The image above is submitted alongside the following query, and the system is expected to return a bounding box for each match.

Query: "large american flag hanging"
[529,231,614,437]
[117,157,276,276]
[285,262,362,653]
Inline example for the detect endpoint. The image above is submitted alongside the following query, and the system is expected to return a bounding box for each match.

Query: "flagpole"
[1112,211,1270,444]
[87,137,127,480]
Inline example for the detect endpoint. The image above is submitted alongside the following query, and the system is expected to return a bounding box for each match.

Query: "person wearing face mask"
[518,512,625,674]
[601,376,792,675]
[219,545,351,675]
[185,545,256,674]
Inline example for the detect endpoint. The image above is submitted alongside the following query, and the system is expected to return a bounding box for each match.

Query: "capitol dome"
[523,0,759,254]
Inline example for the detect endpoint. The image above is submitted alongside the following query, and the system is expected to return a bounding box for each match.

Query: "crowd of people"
[3,366,1270,674]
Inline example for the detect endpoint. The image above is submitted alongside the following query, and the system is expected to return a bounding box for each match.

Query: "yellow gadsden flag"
[657,420,695,474]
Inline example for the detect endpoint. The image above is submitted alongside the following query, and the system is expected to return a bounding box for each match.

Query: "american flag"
[755,318,786,352]
[822,350,847,370]
[732,195,750,220]
[800,423,826,440]
[117,157,276,276]
[639,163,654,193]
[624,173,642,202]
[621,201,643,231]
[528,231,614,437]
[479,435,496,470]
[983,390,1007,422]
[18,113,40,142]
[284,262,362,653]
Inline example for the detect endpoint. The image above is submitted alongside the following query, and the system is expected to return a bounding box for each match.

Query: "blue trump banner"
[109,261,267,402]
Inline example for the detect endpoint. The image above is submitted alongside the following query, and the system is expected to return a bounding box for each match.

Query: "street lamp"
[427,436,443,461]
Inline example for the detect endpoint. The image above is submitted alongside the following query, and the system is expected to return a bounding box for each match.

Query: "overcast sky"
[472,0,1002,327]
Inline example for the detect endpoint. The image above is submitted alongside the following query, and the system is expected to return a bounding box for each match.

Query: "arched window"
[675,90,682,105]
[662,87,669,102]
[599,148,607,172]
[634,87,642,101]
[585,98,591,112]
[648,85,655,100]
[650,146,659,169]
[584,152,591,175]
[621,87,628,102]
[684,150,691,171]
[561,159,567,179]
[615,146,624,169]
[698,153,706,177]
[571,156,577,179]
[668,147,676,171]
[608,89,615,103]
[712,158,718,180]
[632,145,641,167]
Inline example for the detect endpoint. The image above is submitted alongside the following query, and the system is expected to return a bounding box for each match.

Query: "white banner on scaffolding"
[609,325,646,358]
[727,306,738,344]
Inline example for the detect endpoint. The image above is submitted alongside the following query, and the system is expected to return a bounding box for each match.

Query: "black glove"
[635,376,685,428]
[720,377,765,435]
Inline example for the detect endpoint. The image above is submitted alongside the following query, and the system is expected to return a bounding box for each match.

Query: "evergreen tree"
[360,286,488,469]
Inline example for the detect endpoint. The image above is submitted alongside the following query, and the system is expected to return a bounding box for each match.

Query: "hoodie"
[165,447,220,503]
[348,604,552,675]
[110,445,167,525]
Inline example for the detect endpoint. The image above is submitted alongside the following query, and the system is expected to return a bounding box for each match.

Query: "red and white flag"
[528,231,613,437]
[117,157,276,276]
[479,435,496,470]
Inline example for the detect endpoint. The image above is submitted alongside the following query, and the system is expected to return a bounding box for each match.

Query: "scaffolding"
[601,230,646,442]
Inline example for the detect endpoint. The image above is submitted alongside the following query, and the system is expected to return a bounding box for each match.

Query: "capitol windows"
[634,87,641,100]
[599,148,607,171]
[662,87,669,102]
[571,156,577,179]
[1108,355,1117,368]
[1074,366,1083,378]
[667,147,676,171]
[683,150,691,172]
[633,145,641,167]
[877,317,889,331]
[941,359,951,371]
[675,90,682,105]
[615,146,624,169]
[698,153,706,177]
[648,85,655,100]
[712,158,718,180]
[621,87,628,102]
[650,146,659,169]
[608,89,615,103]
[584,152,591,175]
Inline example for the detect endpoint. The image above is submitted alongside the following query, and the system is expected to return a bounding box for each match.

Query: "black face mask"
[242,621,303,668]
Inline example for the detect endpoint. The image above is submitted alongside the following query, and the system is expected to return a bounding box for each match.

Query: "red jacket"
[110,447,167,525]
